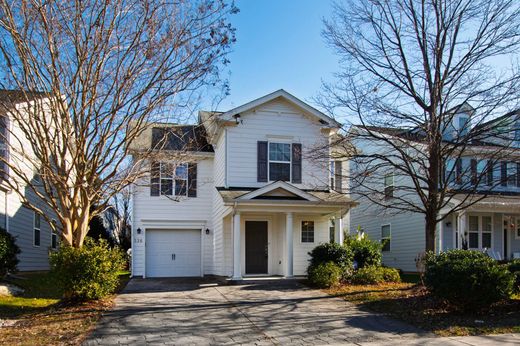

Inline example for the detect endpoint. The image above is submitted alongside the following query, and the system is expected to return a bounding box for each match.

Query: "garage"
[145,229,202,277]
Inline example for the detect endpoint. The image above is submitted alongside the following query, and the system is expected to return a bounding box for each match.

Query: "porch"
[440,196,520,260]
[218,181,356,280]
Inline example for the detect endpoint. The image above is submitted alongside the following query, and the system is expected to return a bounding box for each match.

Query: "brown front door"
[245,221,268,274]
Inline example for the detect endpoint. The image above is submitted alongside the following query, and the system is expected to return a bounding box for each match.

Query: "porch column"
[438,219,444,254]
[285,212,294,277]
[335,215,344,245]
[232,212,242,280]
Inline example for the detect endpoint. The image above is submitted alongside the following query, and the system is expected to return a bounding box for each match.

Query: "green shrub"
[344,234,382,268]
[0,227,20,277]
[424,250,514,311]
[308,242,353,269]
[50,238,125,301]
[508,259,520,293]
[308,261,342,288]
[351,265,401,284]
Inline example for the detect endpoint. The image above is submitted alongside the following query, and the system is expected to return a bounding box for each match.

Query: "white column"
[335,215,344,245]
[285,212,294,277]
[438,219,444,254]
[232,212,242,280]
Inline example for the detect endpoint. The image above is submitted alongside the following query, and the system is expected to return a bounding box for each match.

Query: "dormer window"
[458,116,469,136]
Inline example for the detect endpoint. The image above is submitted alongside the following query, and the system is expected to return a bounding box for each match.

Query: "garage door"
[145,229,201,277]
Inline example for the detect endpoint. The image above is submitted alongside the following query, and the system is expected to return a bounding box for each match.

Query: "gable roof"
[218,89,341,128]
[0,89,48,104]
[236,181,320,202]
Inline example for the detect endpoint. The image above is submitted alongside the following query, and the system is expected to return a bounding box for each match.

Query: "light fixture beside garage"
[205,228,210,235]
[137,228,142,234]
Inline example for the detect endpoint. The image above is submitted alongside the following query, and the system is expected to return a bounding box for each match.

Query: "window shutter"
[291,143,302,184]
[470,159,477,185]
[150,162,160,196]
[188,163,197,197]
[257,141,268,182]
[517,163,520,188]
[334,160,342,192]
[501,161,507,186]
[486,161,493,186]
[456,159,462,184]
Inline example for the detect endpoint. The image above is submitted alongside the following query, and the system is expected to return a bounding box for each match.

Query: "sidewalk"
[351,333,520,346]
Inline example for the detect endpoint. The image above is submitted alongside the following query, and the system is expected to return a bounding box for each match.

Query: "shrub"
[308,242,353,269]
[344,234,382,268]
[0,227,20,277]
[351,265,401,284]
[423,250,514,310]
[307,261,342,288]
[50,238,125,301]
[508,259,520,293]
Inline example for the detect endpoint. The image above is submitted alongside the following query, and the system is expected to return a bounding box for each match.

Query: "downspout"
[4,190,8,232]
[224,128,228,188]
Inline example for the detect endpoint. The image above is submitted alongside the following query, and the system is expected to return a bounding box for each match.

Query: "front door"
[245,221,268,274]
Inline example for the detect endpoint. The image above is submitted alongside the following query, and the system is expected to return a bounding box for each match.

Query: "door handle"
[172,253,176,260]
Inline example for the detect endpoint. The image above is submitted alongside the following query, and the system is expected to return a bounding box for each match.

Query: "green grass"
[0,272,61,318]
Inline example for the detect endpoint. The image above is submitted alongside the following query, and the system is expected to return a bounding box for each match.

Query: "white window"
[384,173,394,199]
[51,232,58,250]
[381,224,391,251]
[468,215,493,249]
[159,162,188,196]
[33,212,41,247]
[0,116,8,180]
[301,221,314,243]
[268,142,291,181]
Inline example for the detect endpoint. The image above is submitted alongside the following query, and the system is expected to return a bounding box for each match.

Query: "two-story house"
[130,90,355,279]
[0,90,58,271]
[348,104,520,272]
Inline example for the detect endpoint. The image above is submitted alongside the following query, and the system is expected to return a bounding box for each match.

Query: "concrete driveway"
[84,278,517,345]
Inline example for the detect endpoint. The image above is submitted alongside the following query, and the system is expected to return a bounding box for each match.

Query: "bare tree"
[0,0,236,247]
[319,0,520,251]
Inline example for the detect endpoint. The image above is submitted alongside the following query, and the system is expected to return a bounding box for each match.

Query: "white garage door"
[145,229,201,277]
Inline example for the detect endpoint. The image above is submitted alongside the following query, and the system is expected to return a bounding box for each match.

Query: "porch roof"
[451,194,520,213]
[217,182,355,207]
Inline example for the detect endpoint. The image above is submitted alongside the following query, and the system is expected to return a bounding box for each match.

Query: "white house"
[348,105,520,272]
[130,90,355,279]
[0,90,58,271]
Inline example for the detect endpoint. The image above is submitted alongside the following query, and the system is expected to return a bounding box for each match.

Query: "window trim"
[383,173,394,199]
[51,232,58,250]
[157,162,188,197]
[33,212,41,247]
[300,220,315,244]
[268,142,292,182]
[381,224,391,252]
[515,217,520,240]
[467,214,494,250]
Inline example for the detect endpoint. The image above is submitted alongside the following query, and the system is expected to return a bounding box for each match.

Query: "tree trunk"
[425,213,437,252]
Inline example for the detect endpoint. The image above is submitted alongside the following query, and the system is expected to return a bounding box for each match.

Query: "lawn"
[327,277,520,336]
[0,271,130,345]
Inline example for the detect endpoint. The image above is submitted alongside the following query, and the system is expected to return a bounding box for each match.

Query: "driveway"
[84,278,517,345]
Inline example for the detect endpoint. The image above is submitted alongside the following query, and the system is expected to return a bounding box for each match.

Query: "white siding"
[132,158,214,276]
[225,99,329,189]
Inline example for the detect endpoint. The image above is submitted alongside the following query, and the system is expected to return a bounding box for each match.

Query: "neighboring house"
[348,105,520,272]
[130,90,355,278]
[0,90,58,271]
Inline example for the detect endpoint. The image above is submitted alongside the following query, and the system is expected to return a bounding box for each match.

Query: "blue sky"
[217,0,337,110]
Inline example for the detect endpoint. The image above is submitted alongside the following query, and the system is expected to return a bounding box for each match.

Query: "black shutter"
[486,161,493,186]
[456,159,462,184]
[334,160,343,192]
[470,159,477,185]
[257,141,268,182]
[291,143,302,184]
[188,163,197,197]
[150,162,160,196]
[501,161,507,186]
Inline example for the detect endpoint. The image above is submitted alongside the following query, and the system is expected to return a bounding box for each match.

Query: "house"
[130,90,355,278]
[348,105,520,272]
[0,90,58,271]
